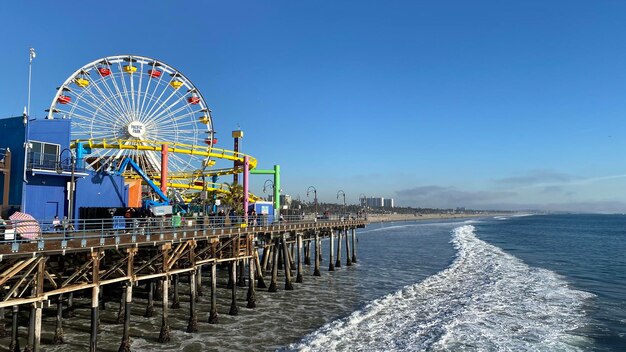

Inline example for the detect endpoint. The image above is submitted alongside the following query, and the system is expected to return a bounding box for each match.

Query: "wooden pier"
[0,217,366,351]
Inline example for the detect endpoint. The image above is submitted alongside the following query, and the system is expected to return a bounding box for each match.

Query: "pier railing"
[0,214,367,256]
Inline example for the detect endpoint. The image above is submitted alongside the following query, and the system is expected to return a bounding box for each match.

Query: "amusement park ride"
[44,55,265,214]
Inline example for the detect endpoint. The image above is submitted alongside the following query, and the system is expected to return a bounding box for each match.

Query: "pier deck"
[0,216,367,351]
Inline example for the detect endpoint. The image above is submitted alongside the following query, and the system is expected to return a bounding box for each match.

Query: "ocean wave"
[286,225,595,351]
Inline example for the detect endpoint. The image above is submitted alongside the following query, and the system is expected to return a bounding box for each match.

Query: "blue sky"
[2,1,626,212]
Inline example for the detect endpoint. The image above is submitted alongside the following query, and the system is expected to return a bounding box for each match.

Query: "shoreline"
[366,212,511,223]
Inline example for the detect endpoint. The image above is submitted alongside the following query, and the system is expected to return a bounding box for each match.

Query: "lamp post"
[262,180,274,200]
[336,190,346,216]
[306,186,317,220]
[57,149,76,221]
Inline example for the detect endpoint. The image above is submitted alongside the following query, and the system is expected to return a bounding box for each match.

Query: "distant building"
[366,197,385,207]
[363,196,394,208]
[280,194,292,208]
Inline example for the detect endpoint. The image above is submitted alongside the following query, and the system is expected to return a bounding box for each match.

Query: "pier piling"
[186,270,198,333]
[229,261,238,316]
[118,283,132,352]
[296,233,303,283]
[335,229,342,268]
[254,249,267,289]
[351,228,357,263]
[9,306,18,352]
[53,295,64,344]
[314,233,321,276]
[208,263,218,324]
[268,238,280,292]
[282,234,294,290]
[329,231,335,271]
[345,229,352,266]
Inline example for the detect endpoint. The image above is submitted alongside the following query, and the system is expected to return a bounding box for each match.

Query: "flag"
[29,48,36,62]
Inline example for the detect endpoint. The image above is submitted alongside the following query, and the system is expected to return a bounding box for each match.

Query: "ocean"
[37,214,626,351]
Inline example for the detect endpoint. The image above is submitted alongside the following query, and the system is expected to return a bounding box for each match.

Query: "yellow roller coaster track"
[70,139,261,201]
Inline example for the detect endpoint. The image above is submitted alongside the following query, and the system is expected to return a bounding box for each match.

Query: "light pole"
[57,149,76,222]
[336,190,346,216]
[263,179,274,199]
[306,186,317,219]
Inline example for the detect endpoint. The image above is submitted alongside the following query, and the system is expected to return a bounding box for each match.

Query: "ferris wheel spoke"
[135,64,145,122]
[150,104,195,128]
[70,89,121,124]
[169,152,193,174]
[141,79,184,122]
[145,92,189,123]
[152,108,201,129]
[108,66,133,119]
[139,74,169,123]
[94,71,132,120]
[116,62,134,120]
[138,66,164,122]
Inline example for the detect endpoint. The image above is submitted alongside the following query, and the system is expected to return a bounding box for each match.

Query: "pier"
[0,216,366,351]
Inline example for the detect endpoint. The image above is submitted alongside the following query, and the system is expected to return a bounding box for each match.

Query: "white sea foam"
[288,225,595,351]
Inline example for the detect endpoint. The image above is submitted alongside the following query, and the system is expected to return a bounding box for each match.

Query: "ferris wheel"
[46,55,215,178]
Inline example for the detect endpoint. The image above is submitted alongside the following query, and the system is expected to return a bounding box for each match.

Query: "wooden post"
[158,245,171,343]
[319,233,323,263]
[118,283,132,352]
[329,230,335,271]
[351,228,357,263]
[335,229,342,268]
[262,244,271,273]
[345,228,352,266]
[286,241,295,276]
[196,265,203,298]
[296,233,303,283]
[277,240,284,270]
[0,307,6,338]
[237,259,246,287]
[313,233,321,276]
[247,252,256,308]
[186,269,198,332]
[145,280,155,317]
[116,284,126,324]
[90,251,101,352]
[305,237,311,265]
[208,263,218,324]
[172,274,181,309]
[254,248,267,289]
[187,271,198,333]
[63,292,74,318]
[282,234,294,290]
[187,240,198,332]
[33,258,45,352]
[53,294,64,344]
[9,305,19,352]
[25,298,34,352]
[119,248,135,351]
[268,238,280,292]
[229,260,238,315]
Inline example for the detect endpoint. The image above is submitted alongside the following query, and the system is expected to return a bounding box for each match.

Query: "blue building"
[0,115,129,221]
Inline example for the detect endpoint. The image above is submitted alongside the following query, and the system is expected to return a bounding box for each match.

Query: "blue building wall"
[1,116,129,221]
[75,171,129,217]
[22,119,72,219]
[0,116,26,208]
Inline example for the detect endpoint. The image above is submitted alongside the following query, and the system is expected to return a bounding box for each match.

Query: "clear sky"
[2,1,626,212]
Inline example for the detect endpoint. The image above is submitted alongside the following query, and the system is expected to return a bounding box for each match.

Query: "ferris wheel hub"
[127,121,146,138]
